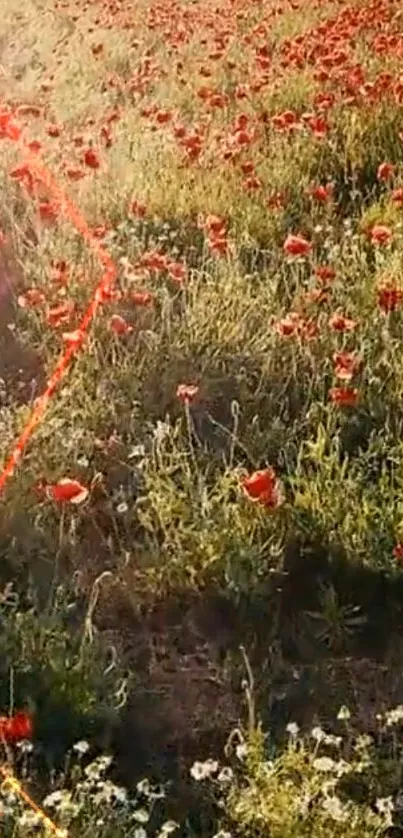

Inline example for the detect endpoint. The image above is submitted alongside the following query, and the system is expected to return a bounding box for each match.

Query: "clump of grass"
[0,578,131,765]
[190,702,403,838]
[1,743,176,838]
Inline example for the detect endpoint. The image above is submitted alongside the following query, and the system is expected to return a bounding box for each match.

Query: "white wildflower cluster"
[42,789,80,820]
[40,750,131,831]
[312,756,351,779]
[235,742,248,761]
[354,734,373,751]
[313,756,337,772]
[190,759,219,781]
[311,725,342,747]
[321,793,351,823]
[0,740,175,837]
[73,739,90,756]
[384,705,403,727]
[157,819,180,838]
[376,796,394,827]
[286,721,299,738]
[190,757,234,790]
[337,705,351,721]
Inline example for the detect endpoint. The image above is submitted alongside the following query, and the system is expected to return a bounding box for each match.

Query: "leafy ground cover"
[2,0,403,834]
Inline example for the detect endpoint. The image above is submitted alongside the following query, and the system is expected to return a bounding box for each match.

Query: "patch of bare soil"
[89,586,243,784]
[268,652,403,743]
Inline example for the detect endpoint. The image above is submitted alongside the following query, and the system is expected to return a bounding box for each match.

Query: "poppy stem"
[184,401,199,468]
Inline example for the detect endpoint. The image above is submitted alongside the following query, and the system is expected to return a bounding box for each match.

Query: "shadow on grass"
[0,237,46,404]
[3,497,403,827]
[89,519,403,788]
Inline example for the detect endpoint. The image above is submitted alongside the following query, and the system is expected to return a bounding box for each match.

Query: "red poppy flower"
[180,132,203,161]
[329,386,358,407]
[95,286,121,304]
[46,302,75,328]
[242,467,283,509]
[155,109,172,124]
[274,312,302,337]
[47,123,62,137]
[240,160,255,175]
[0,111,21,141]
[273,110,298,131]
[203,215,226,236]
[390,186,403,207]
[333,351,361,382]
[140,250,168,271]
[377,161,394,182]
[329,312,358,332]
[243,175,262,192]
[27,140,42,154]
[393,543,403,561]
[307,183,334,202]
[168,261,187,283]
[109,314,133,335]
[39,201,59,222]
[266,191,286,211]
[305,288,329,305]
[173,122,187,139]
[391,188,403,207]
[18,288,46,308]
[208,236,229,256]
[0,711,33,742]
[315,265,336,284]
[83,147,101,169]
[46,479,89,504]
[306,115,329,137]
[283,234,312,257]
[377,280,403,312]
[370,224,393,246]
[176,383,199,403]
[301,318,319,341]
[234,129,254,147]
[9,163,38,196]
[130,199,147,217]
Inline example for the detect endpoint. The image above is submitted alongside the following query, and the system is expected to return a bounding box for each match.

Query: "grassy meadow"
[2,0,403,834]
